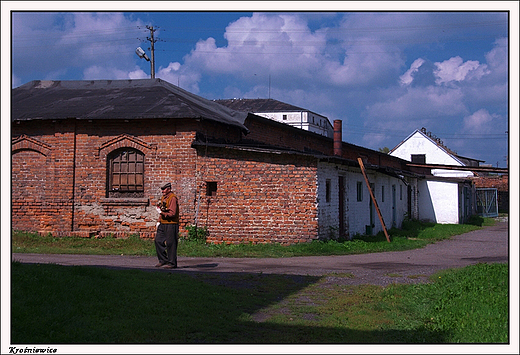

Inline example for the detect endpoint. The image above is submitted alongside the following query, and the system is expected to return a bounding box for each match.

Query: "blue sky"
[5,3,517,168]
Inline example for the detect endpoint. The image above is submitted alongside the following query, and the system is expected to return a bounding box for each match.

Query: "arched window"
[107,148,144,198]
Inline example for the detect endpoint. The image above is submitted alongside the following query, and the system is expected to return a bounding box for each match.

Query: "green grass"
[12,232,156,256]
[11,217,495,258]
[380,263,509,343]
[11,261,508,343]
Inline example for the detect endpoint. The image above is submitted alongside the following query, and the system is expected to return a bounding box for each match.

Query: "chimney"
[333,120,342,156]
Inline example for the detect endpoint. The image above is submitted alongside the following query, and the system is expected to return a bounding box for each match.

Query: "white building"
[215,98,334,138]
[316,161,415,239]
[389,128,478,224]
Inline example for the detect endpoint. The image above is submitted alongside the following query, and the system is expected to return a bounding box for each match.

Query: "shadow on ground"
[11,262,448,344]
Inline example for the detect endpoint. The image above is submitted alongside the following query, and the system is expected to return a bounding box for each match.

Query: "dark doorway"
[338,176,345,238]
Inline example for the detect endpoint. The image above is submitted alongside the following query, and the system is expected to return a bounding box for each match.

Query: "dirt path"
[12,221,509,286]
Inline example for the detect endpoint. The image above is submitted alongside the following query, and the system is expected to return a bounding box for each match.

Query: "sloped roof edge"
[12,79,249,133]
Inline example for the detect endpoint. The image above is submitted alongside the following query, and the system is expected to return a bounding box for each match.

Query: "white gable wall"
[391,131,473,178]
[391,129,478,224]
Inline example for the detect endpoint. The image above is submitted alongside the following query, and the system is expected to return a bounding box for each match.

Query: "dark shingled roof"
[214,98,306,113]
[12,79,249,132]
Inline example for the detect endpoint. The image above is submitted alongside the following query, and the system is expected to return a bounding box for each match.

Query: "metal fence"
[476,188,499,217]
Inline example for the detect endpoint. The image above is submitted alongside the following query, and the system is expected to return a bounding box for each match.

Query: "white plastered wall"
[317,162,413,239]
[418,179,460,224]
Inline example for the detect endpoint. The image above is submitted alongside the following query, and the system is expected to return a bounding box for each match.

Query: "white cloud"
[83,66,146,80]
[366,86,467,122]
[485,37,508,79]
[156,62,201,93]
[400,58,425,86]
[463,109,498,134]
[12,12,145,82]
[128,68,149,80]
[184,12,403,89]
[434,56,489,85]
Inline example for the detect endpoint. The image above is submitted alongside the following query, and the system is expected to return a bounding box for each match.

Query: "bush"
[185,225,208,243]
[466,214,484,226]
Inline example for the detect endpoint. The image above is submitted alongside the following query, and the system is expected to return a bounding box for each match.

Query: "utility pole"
[146,25,157,79]
[136,25,159,79]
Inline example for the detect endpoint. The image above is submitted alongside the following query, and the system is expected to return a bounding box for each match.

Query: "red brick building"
[12,79,427,243]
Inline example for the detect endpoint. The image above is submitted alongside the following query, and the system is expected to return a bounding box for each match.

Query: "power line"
[155,19,506,34]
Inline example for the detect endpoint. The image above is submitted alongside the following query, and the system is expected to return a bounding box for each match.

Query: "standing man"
[155,182,179,269]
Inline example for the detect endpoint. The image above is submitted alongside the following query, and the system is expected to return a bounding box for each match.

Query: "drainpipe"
[71,119,77,232]
[333,120,342,156]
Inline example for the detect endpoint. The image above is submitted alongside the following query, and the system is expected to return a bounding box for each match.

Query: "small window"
[357,181,363,202]
[400,185,403,200]
[206,181,218,196]
[411,154,426,164]
[282,114,287,120]
[325,179,331,203]
[107,148,144,198]
[381,185,385,202]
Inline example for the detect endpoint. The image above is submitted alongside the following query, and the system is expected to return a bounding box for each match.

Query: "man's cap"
[160,182,171,190]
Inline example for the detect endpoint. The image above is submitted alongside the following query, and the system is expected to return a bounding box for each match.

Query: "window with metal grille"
[107,148,144,198]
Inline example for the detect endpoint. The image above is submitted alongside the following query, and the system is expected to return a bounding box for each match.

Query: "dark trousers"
[155,223,179,266]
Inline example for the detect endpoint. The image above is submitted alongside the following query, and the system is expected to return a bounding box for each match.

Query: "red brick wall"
[195,145,319,244]
[12,118,238,238]
[12,120,76,232]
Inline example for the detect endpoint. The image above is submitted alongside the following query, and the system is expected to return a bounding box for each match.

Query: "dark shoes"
[155,262,177,269]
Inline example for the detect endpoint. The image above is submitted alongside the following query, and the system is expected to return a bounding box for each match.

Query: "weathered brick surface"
[12,118,202,238]
[194,146,319,244]
[12,120,76,232]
